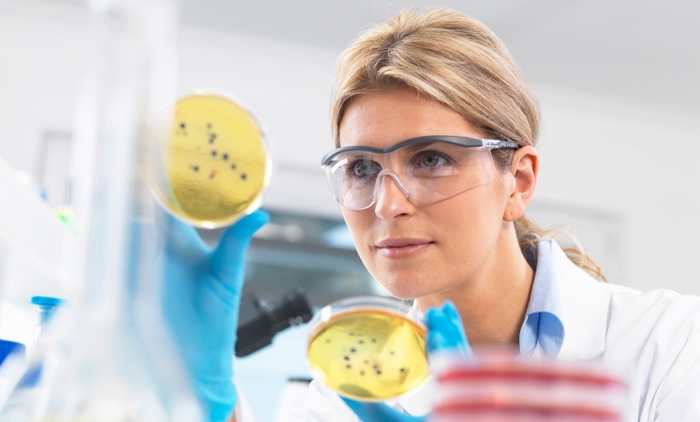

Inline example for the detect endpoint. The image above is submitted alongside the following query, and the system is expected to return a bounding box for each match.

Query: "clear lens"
[324,141,496,210]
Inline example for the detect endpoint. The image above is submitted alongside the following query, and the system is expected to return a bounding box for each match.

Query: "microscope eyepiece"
[235,287,313,357]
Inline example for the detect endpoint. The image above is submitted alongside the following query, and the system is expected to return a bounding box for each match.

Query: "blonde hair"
[331,7,607,282]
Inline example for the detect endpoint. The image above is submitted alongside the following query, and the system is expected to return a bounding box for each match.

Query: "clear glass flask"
[34,0,203,421]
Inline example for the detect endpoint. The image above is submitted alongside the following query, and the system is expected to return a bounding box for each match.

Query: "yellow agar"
[307,309,429,401]
[163,94,268,227]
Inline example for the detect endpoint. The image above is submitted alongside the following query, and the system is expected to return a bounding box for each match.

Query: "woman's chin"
[380,275,434,301]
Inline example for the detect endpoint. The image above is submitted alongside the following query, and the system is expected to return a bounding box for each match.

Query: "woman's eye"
[418,152,447,168]
[350,160,378,177]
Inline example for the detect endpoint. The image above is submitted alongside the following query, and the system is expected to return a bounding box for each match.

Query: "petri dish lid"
[307,296,423,329]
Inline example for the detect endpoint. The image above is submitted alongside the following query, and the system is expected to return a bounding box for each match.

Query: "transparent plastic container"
[430,348,627,422]
[33,0,203,420]
[306,296,429,401]
[0,297,64,421]
[151,92,271,229]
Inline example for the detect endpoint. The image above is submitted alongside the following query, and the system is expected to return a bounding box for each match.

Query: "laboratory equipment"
[430,348,627,422]
[30,296,63,331]
[0,296,63,421]
[35,0,203,420]
[0,341,25,411]
[0,342,24,368]
[0,154,75,365]
[235,287,313,357]
[0,155,71,413]
[152,92,271,228]
[336,300,471,422]
[306,296,429,401]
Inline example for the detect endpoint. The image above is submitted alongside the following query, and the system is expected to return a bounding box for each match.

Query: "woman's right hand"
[160,209,269,422]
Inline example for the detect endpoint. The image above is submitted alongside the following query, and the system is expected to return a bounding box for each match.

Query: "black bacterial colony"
[163,94,269,228]
[307,309,430,400]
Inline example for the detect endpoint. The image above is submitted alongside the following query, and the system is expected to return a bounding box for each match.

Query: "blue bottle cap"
[30,296,64,308]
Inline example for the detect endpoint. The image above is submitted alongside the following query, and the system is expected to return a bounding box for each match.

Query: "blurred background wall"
[0,0,698,419]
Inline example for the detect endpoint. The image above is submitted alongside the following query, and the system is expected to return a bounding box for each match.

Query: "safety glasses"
[320,135,519,210]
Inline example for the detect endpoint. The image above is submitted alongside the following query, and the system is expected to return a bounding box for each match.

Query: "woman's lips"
[376,239,434,259]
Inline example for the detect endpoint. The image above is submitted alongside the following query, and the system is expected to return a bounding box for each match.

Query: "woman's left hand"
[424,300,471,356]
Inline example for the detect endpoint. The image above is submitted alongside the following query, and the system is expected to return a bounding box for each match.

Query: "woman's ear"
[503,145,538,222]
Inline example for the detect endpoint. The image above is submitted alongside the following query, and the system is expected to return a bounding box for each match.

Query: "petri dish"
[306,296,430,401]
[431,348,627,422]
[153,92,271,228]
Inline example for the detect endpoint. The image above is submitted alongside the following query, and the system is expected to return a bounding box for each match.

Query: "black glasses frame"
[320,135,520,167]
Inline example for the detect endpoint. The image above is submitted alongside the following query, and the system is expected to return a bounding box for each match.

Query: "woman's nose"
[373,172,416,220]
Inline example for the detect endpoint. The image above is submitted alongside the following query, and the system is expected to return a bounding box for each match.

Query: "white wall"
[1,0,699,299]
[533,87,699,294]
[0,1,88,177]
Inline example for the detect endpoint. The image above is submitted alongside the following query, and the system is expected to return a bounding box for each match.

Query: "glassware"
[430,348,627,422]
[0,297,64,421]
[34,0,203,420]
[306,296,430,401]
[151,92,271,229]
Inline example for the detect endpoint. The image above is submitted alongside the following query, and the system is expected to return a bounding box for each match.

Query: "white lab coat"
[258,240,700,421]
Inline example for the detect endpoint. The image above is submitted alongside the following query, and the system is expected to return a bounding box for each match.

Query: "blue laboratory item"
[0,297,64,420]
[0,340,25,366]
[342,301,472,422]
[341,397,426,422]
[23,296,64,384]
[30,296,64,327]
[161,209,269,422]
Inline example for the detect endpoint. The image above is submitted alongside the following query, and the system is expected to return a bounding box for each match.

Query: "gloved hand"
[341,300,471,422]
[340,398,425,422]
[160,210,269,422]
[424,300,472,356]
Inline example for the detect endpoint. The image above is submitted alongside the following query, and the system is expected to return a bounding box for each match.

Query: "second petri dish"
[154,92,271,228]
[306,296,430,401]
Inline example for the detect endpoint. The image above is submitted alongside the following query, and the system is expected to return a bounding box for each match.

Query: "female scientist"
[162,7,700,422]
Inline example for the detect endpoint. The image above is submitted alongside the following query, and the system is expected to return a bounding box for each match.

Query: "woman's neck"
[415,229,535,347]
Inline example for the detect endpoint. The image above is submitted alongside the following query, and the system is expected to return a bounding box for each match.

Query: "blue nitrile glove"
[424,300,472,357]
[341,398,425,422]
[160,210,269,422]
[341,300,471,422]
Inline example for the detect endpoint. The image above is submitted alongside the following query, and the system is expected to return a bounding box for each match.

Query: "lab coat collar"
[551,241,611,361]
[520,240,565,357]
